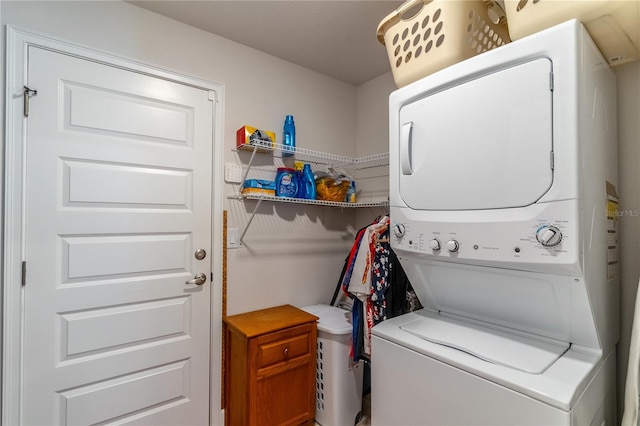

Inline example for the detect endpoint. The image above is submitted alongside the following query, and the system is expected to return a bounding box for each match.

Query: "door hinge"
[208,90,216,102]
[21,261,27,286]
[549,72,554,91]
[23,86,38,117]
[550,151,555,170]
[210,272,214,283]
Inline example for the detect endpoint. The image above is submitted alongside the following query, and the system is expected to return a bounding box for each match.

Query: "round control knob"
[446,240,460,253]
[429,239,441,251]
[535,225,563,247]
[393,224,406,238]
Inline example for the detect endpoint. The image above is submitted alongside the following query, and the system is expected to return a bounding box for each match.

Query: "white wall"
[0,0,367,316]
[354,72,396,228]
[356,72,396,158]
[615,60,640,417]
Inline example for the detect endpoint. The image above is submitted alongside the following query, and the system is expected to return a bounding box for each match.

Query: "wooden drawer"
[256,323,313,369]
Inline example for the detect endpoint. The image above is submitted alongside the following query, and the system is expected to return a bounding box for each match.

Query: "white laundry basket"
[301,304,364,426]
[377,0,511,87]
[503,0,640,67]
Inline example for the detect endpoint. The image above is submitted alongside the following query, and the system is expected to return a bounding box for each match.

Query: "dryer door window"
[398,58,553,211]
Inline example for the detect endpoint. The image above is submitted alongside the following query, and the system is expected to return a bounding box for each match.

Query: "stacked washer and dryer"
[373,20,619,425]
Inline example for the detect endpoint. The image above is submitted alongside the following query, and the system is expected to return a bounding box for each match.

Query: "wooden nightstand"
[224,304,318,425]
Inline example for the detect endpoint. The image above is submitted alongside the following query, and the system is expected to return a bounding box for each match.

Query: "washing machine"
[372,20,619,425]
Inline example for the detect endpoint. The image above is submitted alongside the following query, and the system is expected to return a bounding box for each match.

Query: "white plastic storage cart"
[301,304,364,426]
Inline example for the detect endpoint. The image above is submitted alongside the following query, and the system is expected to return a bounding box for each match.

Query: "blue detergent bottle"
[275,168,299,198]
[282,115,296,157]
[301,163,316,200]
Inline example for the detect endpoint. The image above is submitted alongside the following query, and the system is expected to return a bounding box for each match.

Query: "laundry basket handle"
[376,0,433,44]
[397,0,430,18]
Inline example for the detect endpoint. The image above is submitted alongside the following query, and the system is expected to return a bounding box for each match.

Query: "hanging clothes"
[371,225,391,324]
[386,249,422,317]
[339,219,375,363]
[342,216,389,361]
[340,215,423,363]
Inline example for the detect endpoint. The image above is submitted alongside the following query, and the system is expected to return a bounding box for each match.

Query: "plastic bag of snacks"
[315,172,351,202]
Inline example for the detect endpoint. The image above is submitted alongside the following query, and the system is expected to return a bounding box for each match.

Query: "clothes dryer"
[373,20,619,425]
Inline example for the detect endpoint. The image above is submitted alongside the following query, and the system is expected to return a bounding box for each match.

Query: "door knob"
[185,273,207,285]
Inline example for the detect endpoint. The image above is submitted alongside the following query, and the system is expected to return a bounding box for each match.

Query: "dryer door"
[398,58,553,211]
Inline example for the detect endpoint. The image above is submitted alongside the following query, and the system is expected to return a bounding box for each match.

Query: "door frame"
[2,26,225,425]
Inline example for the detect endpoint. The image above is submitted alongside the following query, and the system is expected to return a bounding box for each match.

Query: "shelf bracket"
[239,197,263,245]
[241,144,260,184]
[238,144,263,245]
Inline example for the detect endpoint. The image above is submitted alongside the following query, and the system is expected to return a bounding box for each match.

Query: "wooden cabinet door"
[251,324,316,425]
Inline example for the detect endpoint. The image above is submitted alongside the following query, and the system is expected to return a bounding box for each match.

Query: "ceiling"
[129,0,404,86]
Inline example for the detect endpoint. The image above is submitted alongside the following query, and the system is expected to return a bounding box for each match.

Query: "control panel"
[389,200,580,273]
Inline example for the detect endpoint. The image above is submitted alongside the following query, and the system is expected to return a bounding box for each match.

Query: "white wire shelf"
[236,141,389,170]
[229,193,389,208]
[231,141,389,244]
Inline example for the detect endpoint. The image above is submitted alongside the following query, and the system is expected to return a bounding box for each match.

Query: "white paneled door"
[21,46,214,425]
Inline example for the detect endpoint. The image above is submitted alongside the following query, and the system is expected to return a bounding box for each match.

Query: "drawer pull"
[283,347,289,358]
